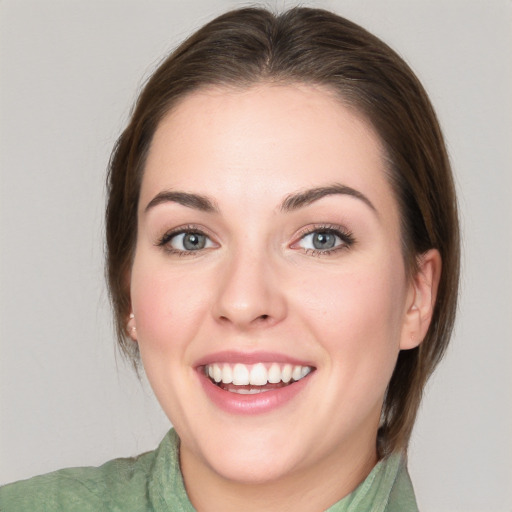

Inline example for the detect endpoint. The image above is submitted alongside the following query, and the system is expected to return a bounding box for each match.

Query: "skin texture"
[128,84,440,512]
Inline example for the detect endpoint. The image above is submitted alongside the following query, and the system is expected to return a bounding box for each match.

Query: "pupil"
[183,233,205,250]
[313,232,335,250]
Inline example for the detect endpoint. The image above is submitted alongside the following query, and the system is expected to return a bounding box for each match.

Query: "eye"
[294,226,354,255]
[158,228,216,254]
[171,232,211,251]
[301,231,338,250]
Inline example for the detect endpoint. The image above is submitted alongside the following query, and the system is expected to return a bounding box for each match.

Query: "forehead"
[140,83,395,217]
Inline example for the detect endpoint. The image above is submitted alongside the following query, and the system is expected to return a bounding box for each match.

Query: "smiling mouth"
[203,362,314,394]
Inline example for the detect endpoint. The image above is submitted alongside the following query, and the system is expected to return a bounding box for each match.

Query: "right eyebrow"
[144,190,219,214]
[280,183,377,215]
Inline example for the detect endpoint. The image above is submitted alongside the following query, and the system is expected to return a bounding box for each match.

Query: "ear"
[400,249,442,350]
[126,312,138,342]
[123,266,137,341]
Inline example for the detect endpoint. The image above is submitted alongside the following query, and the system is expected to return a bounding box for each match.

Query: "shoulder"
[0,447,157,512]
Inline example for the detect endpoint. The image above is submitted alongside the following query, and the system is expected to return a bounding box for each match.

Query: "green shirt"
[0,429,418,511]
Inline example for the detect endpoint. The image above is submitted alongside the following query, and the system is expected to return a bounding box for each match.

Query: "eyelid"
[156,224,219,253]
[290,223,355,254]
[292,223,353,241]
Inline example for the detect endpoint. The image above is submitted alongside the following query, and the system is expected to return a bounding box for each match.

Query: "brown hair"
[106,7,459,455]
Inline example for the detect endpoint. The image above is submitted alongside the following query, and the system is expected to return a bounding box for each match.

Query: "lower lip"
[198,372,312,415]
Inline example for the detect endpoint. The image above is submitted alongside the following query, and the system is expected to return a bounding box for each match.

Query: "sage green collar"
[150,430,418,511]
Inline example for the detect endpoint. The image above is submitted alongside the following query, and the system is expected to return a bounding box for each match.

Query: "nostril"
[216,311,277,327]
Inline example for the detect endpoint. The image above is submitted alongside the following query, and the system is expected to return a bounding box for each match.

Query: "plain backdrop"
[1,1,511,510]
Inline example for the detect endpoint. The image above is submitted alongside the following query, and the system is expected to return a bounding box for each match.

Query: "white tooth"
[249,363,268,385]
[213,364,222,383]
[282,364,292,383]
[221,364,233,384]
[208,365,214,379]
[232,388,264,395]
[268,363,281,383]
[232,363,250,385]
[292,365,302,381]
[229,386,272,394]
[301,366,311,378]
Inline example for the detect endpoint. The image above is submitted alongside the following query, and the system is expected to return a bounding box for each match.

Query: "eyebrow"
[280,184,377,214]
[145,190,219,213]
[144,183,376,215]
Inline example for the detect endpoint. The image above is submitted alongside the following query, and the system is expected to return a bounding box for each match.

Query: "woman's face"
[130,84,418,485]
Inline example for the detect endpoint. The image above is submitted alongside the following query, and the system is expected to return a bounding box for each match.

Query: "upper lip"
[193,350,315,369]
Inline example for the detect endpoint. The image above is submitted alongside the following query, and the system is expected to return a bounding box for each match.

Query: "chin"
[208,448,301,485]
[181,419,309,484]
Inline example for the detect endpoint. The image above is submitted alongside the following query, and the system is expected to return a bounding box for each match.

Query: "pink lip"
[198,372,312,415]
[194,350,313,367]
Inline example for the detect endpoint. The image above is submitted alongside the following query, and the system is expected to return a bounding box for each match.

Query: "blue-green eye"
[174,232,209,250]
[297,228,354,253]
[159,230,215,253]
[304,232,337,250]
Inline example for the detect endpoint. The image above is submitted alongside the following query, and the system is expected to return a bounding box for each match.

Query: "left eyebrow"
[280,184,377,214]
[144,190,219,214]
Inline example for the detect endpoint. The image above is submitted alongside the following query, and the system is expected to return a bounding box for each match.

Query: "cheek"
[295,259,407,372]
[129,256,211,357]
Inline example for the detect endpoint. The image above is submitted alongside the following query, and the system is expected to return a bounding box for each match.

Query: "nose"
[212,248,287,329]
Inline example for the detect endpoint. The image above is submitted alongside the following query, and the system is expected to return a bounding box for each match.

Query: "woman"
[1,6,459,511]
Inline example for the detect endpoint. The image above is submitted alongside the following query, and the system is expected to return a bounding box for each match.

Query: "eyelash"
[156,224,355,256]
[293,224,355,256]
[156,225,213,256]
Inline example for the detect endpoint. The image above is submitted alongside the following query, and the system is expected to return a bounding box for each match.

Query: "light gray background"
[1,1,511,510]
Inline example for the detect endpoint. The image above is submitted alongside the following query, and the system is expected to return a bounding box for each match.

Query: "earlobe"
[127,312,138,341]
[400,249,442,350]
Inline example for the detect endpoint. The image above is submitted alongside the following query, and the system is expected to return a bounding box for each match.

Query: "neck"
[180,438,378,512]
